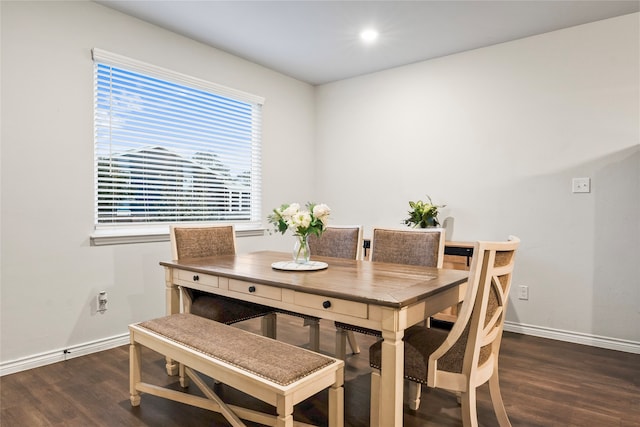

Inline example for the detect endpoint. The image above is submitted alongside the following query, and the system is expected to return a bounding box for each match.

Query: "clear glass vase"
[293,234,311,264]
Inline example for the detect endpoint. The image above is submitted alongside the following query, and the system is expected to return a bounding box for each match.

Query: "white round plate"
[271,261,328,271]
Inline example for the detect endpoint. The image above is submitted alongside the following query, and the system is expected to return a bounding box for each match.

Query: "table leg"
[378,328,404,427]
[164,267,180,375]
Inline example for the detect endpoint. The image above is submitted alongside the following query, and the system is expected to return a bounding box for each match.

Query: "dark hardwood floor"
[2,315,639,426]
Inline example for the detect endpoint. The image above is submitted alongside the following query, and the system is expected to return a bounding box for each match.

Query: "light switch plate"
[572,177,590,193]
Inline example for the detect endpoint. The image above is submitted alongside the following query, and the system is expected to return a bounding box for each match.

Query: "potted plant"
[403,195,445,228]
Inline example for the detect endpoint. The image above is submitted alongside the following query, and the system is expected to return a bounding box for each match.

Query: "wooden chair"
[170,224,277,338]
[308,225,364,357]
[369,236,520,427]
[334,227,445,359]
[308,225,363,261]
[369,227,445,267]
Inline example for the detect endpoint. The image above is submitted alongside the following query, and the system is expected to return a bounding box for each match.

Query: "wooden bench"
[129,313,344,427]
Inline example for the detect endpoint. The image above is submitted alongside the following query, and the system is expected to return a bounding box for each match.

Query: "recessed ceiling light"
[360,29,379,43]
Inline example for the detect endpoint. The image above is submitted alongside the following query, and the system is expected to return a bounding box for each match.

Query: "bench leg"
[179,362,190,388]
[165,357,178,376]
[328,378,345,427]
[275,395,294,427]
[129,342,141,406]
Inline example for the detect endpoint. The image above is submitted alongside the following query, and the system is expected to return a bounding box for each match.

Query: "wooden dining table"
[160,250,468,426]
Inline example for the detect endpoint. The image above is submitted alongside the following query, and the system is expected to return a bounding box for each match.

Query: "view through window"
[93,49,263,229]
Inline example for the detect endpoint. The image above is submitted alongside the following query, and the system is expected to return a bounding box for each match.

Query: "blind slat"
[94,50,262,227]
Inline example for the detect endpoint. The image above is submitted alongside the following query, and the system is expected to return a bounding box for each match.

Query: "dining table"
[160,250,468,426]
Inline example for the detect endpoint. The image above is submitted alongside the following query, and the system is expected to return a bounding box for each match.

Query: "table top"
[160,250,468,309]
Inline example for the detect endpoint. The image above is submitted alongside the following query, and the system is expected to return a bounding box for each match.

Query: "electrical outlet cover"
[572,177,590,193]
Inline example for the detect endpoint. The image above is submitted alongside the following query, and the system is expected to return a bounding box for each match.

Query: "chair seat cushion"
[191,295,273,324]
[369,325,448,385]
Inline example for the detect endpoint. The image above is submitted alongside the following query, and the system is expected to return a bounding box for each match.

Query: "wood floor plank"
[1,316,638,426]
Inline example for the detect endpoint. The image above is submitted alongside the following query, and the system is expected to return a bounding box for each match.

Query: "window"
[92,49,263,241]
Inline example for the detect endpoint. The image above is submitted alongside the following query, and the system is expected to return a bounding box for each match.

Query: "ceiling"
[96,1,639,86]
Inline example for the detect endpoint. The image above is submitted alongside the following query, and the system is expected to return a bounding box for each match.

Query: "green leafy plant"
[403,195,445,228]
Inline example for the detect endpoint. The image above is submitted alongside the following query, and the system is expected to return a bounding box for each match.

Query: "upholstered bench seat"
[129,313,344,427]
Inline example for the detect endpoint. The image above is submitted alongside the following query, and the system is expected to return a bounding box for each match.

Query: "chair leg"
[460,387,478,427]
[305,318,320,351]
[261,313,277,339]
[335,328,348,360]
[335,327,360,360]
[488,369,512,426]
[407,381,422,410]
[346,330,360,354]
[370,369,381,427]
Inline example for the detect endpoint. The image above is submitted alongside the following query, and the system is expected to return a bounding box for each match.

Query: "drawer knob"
[248,286,256,293]
[193,275,199,281]
[322,300,331,309]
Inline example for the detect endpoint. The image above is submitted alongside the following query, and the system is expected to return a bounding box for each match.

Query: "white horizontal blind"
[92,49,263,228]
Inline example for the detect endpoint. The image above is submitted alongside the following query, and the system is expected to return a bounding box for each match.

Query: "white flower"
[313,203,331,224]
[269,201,331,238]
[280,203,300,220]
[290,211,312,230]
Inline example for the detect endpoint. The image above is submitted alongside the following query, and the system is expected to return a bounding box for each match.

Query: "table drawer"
[294,292,368,319]
[175,269,219,288]
[229,280,282,301]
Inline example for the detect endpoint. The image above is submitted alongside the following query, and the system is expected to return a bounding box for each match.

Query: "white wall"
[315,14,639,345]
[1,2,638,373]
[0,1,315,369]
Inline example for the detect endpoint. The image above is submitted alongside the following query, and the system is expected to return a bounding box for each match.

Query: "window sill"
[90,226,265,246]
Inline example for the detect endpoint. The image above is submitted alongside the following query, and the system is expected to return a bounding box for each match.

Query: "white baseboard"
[504,321,640,354]
[2,323,638,376]
[0,333,129,376]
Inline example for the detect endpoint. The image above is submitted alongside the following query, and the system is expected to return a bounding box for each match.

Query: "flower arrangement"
[268,202,331,263]
[403,195,445,228]
[268,202,331,237]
